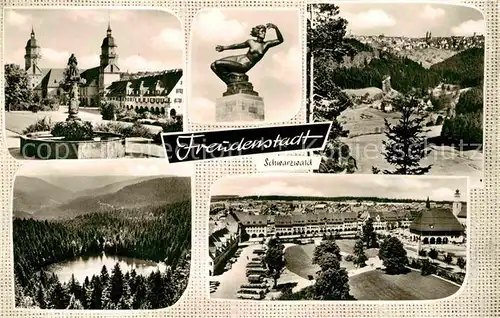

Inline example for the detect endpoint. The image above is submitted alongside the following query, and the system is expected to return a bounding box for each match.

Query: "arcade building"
[409,189,466,246]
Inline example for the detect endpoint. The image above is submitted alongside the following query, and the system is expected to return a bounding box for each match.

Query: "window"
[176,88,183,94]
[174,98,182,103]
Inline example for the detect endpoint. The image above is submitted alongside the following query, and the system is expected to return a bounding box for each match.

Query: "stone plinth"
[216,93,265,122]
[20,132,125,160]
[223,73,259,97]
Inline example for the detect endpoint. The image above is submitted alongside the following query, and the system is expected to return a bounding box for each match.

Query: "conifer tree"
[380,94,432,175]
[90,275,103,309]
[68,274,82,303]
[353,239,368,268]
[50,280,70,309]
[36,285,49,309]
[109,263,125,305]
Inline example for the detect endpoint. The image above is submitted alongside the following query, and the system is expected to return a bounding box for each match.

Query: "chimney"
[452,189,462,217]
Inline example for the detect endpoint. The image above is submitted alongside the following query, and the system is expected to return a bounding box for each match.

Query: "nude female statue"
[211,23,284,84]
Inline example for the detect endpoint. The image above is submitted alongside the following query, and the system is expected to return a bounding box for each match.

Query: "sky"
[212,174,468,202]
[4,9,183,72]
[17,159,193,177]
[335,3,484,37]
[189,9,302,124]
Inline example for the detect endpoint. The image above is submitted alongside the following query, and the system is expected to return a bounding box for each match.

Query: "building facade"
[23,25,183,114]
[106,70,183,117]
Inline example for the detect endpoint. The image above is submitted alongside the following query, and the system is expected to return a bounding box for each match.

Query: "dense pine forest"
[14,200,191,309]
[332,46,483,94]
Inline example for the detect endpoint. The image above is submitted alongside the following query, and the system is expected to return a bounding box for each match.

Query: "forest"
[331,42,483,94]
[14,200,191,309]
[441,86,483,144]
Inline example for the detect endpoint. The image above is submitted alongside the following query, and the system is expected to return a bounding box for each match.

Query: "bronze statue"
[211,23,284,85]
[67,53,79,78]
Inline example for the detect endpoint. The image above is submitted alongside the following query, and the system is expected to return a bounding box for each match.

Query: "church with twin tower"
[24,23,122,106]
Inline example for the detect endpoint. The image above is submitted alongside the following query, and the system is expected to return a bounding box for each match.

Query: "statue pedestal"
[216,93,265,122]
[66,82,81,121]
[215,73,265,122]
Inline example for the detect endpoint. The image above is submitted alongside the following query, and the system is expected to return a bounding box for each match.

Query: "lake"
[42,253,167,283]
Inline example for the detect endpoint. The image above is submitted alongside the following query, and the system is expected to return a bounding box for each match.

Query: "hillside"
[13,176,74,216]
[430,47,484,87]
[74,176,158,198]
[398,48,458,68]
[331,44,483,93]
[17,177,191,220]
[37,175,144,193]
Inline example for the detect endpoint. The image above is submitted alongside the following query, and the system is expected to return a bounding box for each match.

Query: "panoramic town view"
[13,160,191,309]
[308,3,484,186]
[4,9,184,160]
[209,174,467,300]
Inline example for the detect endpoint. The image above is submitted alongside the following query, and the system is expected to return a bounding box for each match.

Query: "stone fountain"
[19,54,126,159]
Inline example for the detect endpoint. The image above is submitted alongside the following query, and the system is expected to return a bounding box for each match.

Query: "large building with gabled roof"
[23,24,183,116]
[409,190,466,245]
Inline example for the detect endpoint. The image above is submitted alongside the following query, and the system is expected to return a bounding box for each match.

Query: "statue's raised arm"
[264,23,284,48]
[210,23,284,85]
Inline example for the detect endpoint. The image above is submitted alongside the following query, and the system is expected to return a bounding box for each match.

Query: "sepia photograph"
[4,9,184,160]
[13,160,192,309]
[189,9,302,123]
[209,174,467,301]
[307,3,484,186]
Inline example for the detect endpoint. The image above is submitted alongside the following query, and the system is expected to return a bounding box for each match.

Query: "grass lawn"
[349,269,461,300]
[284,244,355,280]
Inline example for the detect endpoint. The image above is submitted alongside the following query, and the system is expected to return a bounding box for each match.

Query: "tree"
[428,248,438,259]
[264,238,286,288]
[315,252,341,272]
[313,267,350,300]
[307,4,357,174]
[5,64,33,111]
[457,256,466,273]
[66,294,84,309]
[455,86,482,115]
[362,218,377,248]
[444,253,453,265]
[420,258,435,276]
[90,275,103,309]
[380,95,432,175]
[36,285,49,309]
[312,239,342,265]
[109,263,125,305]
[426,196,431,209]
[353,239,368,268]
[68,274,82,304]
[378,236,408,274]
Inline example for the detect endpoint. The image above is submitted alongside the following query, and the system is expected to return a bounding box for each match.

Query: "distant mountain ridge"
[13,176,190,220]
[13,176,74,216]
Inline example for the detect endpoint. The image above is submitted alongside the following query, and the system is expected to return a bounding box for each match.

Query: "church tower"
[452,189,462,217]
[24,27,42,88]
[100,22,119,70]
[99,22,121,99]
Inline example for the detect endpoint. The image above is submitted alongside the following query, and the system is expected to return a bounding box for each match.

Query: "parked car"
[247,274,264,283]
[240,283,269,292]
[246,268,267,276]
[237,289,265,300]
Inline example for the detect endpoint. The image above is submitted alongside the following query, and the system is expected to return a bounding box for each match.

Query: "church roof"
[410,208,464,233]
[106,70,182,97]
[36,68,65,90]
[26,38,39,48]
[80,66,100,87]
[101,36,116,48]
[26,28,39,48]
